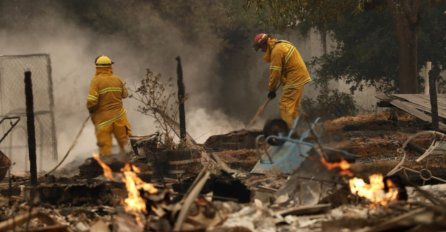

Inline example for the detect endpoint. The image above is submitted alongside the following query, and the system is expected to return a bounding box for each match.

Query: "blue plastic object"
[251,117,353,175]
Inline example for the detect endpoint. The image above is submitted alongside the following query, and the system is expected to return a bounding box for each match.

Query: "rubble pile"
[1,111,446,231]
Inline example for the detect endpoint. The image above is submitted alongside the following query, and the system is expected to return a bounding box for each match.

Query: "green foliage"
[245,0,359,30]
[309,9,399,93]
[418,5,446,69]
[301,87,358,120]
[247,0,446,93]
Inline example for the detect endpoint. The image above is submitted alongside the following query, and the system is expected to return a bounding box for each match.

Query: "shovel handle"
[246,83,281,129]
[246,98,271,129]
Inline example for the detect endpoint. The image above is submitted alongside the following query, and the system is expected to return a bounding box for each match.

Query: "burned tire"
[263,119,289,146]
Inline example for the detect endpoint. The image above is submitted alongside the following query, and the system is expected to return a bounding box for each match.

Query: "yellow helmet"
[95,55,113,67]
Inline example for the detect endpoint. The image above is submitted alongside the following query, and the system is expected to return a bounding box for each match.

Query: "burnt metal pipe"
[24,70,37,185]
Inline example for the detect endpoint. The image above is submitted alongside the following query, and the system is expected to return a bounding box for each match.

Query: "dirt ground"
[1,110,445,231]
[216,111,429,171]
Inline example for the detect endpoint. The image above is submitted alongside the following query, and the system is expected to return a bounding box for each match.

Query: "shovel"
[246,83,282,129]
[246,98,271,129]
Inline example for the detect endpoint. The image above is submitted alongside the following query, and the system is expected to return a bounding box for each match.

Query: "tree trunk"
[388,0,422,93]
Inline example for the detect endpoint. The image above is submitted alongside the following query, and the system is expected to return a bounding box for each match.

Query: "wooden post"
[429,63,439,131]
[176,56,186,141]
[24,70,37,185]
[424,61,431,95]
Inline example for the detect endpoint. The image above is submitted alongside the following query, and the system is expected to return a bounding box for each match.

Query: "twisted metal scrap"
[387,130,446,183]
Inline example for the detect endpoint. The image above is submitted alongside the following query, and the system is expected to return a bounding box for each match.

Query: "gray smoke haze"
[2,1,367,175]
[0,0,256,173]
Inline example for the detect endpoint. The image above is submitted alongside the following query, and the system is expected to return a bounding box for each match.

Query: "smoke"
[187,108,245,143]
[0,0,266,173]
[2,1,357,175]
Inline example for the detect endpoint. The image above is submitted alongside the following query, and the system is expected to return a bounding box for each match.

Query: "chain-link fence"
[0,54,58,173]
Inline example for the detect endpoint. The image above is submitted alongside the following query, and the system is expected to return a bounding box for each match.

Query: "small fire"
[349,174,398,206]
[121,163,158,213]
[93,154,113,180]
[320,156,398,206]
[93,154,158,214]
[320,157,353,176]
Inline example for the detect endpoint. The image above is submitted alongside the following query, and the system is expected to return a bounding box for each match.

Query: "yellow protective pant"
[279,85,305,128]
[95,115,132,156]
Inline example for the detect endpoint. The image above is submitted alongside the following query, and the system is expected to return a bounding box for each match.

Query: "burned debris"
[0,67,445,231]
[1,58,446,232]
[3,107,446,231]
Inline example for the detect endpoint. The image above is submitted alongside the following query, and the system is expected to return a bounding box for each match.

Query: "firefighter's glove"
[267,91,276,100]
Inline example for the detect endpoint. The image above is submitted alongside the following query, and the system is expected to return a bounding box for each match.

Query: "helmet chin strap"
[260,42,268,52]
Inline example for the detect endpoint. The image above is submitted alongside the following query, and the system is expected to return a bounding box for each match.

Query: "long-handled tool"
[246,98,271,129]
[43,115,90,176]
[246,83,282,129]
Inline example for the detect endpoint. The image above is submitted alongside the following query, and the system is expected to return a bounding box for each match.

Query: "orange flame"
[92,154,158,214]
[320,156,398,206]
[349,174,398,206]
[121,164,158,213]
[320,157,353,176]
[93,154,113,180]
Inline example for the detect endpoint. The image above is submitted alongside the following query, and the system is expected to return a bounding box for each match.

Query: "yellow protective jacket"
[87,67,128,128]
[263,38,311,92]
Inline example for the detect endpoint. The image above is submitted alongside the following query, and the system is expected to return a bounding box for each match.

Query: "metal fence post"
[24,70,37,185]
[176,56,186,142]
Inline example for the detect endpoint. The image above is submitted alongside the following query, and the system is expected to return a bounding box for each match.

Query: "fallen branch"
[275,203,331,217]
[173,168,211,231]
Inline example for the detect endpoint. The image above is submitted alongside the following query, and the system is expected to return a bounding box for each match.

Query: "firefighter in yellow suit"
[253,33,311,128]
[87,55,132,156]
